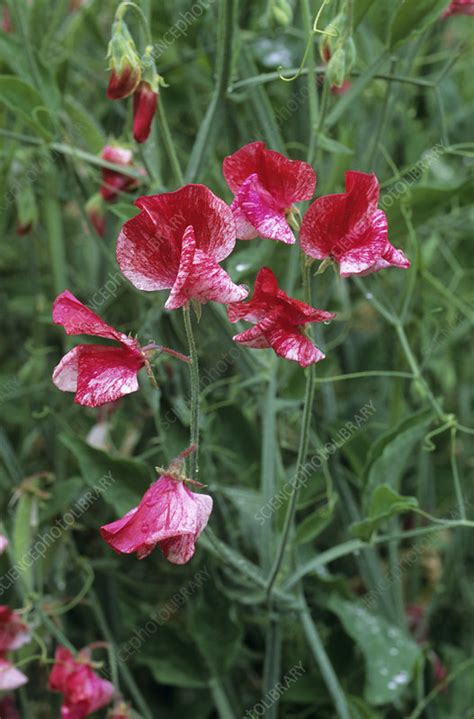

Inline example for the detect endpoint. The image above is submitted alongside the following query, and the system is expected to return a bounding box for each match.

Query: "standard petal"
[117,207,181,291]
[166,249,248,310]
[135,184,236,262]
[223,141,316,207]
[74,345,143,407]
[232,174,295,244]
[52,291,124,342]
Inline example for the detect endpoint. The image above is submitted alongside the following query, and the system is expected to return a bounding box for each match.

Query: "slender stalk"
[186,0,236,181]
[156,99,184,186]
[183,304,200,480]
[301,0,318,164]
[209,676,236,719]
[450,426,466,520]
[260,368,277,571]
[300,597,351,719]
[266,260,316,599]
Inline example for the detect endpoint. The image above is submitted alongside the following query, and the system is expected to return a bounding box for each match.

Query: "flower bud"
[326,46,346,89]
[106,20,141,100]
[99,145,140,202]
[273,0,293,26]
[85,193,106,237]
[15,185,38,236]
[132,46,163,143]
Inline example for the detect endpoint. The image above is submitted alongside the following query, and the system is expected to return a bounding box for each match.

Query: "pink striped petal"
[231,174,295,244]
[52,291,124,342]
[100,475,213,564]
[0,660,28,692]
[73,346,144,407]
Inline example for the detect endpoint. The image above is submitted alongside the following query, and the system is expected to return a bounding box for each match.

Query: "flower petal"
[100,475,213,564]
[300,171,387,264]
[0,660,28,692]
[52,346,80,393]
[165,225,196,309]
[262,320,325,367]
[52,291,124,342]
[231,174,295,244]
[223,141,316,207]
[338,209,389,276]
[232,324,270,349]
[166,248,248,310]
[74,345,143,407]
[117,185,237,293]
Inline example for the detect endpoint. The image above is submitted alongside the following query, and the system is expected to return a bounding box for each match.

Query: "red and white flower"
[116,184,247,309]
[48,646,115,719]
[101,473,213,564]
[299,170,410,277]
[228,267,335,367]
[99,145,140,203]
[52,291,147,407]
[223,141,316,244]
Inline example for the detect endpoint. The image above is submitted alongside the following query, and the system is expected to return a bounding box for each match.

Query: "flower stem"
[266,259,316,599]
[183,304,200,480]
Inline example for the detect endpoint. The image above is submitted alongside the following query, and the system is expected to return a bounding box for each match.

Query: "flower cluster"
[52,140,410,574]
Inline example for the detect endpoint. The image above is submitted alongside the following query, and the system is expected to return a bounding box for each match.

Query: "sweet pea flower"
[101,471,213,564]
[228,267,335,367]
[48,646,115,719]
[52,291,148,407]
[100,146,140,203]
[106,20,141,100]
[0,534,8,554]
[116,184,247,310]
[299,170,410,277]
[0,607,30,653]
[133,81,158,143]
[222,141,316,244]
[0,660,28,692]
[443,0,474,16]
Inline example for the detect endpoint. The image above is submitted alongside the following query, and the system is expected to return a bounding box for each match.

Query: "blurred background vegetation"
[0,0,473,717]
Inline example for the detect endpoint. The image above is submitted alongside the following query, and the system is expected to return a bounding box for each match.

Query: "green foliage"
[0,1,473,718]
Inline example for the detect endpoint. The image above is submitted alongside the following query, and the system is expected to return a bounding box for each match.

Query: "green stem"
[156,99,184,186]
[36,605,76,653]
[89,590,120,690]
[300,598,351,719]
[209,676,236,719]
[266,261,316,599]
[450,426,466,520]
[301,0,318,164]
[260,368,278,571]
[185,0,236,181]
[183,304,200,480]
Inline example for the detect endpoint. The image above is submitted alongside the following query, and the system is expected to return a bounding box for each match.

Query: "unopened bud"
[106,20,141,100]
[85,193,106,237]
[327,46,346,89]
[16,185,38,235]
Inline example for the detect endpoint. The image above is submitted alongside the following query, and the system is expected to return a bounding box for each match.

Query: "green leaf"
[328,596,421,705]
[389,0,449,49]
[139,625,209,688]
[60,435,152,515]
[353,0,379,28]
[107,203,141,222]
[350,485,419,541]
[0,75,53,139]
[295,494,338,545]
[317,133,354,156]
[363,408,435,495]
